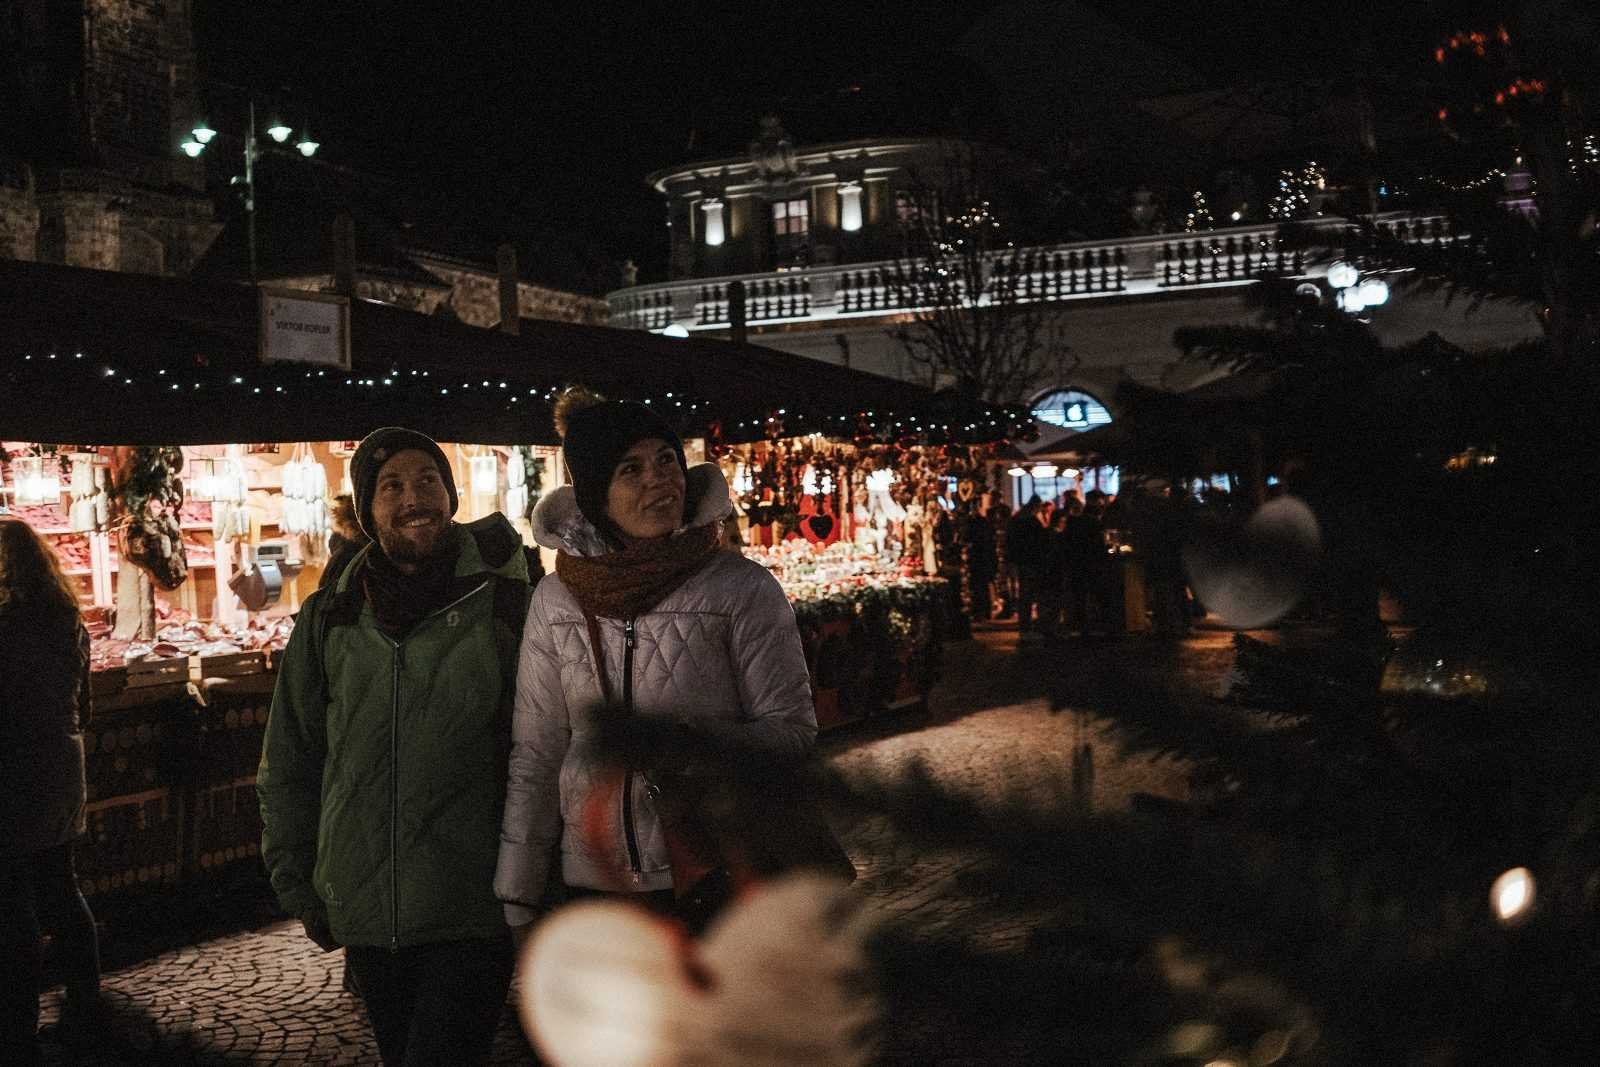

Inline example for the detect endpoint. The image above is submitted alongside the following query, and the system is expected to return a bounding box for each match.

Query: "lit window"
[771,197,811,266]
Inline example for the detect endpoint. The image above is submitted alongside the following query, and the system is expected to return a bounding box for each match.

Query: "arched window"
[1031,388,1113,430]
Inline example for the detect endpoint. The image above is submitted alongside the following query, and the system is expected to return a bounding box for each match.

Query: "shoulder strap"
[313,547,368,706]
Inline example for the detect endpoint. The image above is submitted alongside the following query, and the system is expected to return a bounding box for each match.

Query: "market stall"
[712,434,1023,722]
[4,258,1018,900]
[1,437,560,898]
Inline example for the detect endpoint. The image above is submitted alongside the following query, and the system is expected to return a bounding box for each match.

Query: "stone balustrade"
[607,215,1450,332]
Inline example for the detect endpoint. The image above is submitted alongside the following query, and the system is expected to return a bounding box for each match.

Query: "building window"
[895,189,938,253]
[1031,388,1113,430]
[771,196,810,267]
[895,189,942,227]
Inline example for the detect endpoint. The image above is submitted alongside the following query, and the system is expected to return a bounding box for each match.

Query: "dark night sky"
[189,1,1487,291]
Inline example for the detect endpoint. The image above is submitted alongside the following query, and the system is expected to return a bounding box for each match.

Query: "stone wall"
[84,0,199,170]
[415,259,609,326]
[0,182,39,260]
[20,168,220,275]
[271,268,606,329]
[358,278,451,315]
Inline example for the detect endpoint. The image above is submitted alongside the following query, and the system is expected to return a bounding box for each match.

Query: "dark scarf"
[361,530,463,637]
[556,524,721,621]
[556,523,721,706]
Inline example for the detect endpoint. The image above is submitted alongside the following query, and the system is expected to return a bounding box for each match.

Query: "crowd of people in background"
[962,484,1194,641]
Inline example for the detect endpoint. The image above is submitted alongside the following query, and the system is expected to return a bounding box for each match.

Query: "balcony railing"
[607,215,1449,332]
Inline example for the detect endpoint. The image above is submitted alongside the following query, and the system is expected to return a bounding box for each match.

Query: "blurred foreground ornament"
[1182,496,1322,629]
[521,873,879,1067]
[1491,867,1536,925]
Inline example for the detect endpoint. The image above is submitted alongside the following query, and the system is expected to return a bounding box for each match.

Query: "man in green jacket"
[259,427,531,1066]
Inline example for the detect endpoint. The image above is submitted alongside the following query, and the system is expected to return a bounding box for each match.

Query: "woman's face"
[606,438,685,542]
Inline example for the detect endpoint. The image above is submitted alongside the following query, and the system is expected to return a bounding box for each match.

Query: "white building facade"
[608,127,1542,435]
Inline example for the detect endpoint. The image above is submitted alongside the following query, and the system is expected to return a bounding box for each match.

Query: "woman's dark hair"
[0,518,81,624]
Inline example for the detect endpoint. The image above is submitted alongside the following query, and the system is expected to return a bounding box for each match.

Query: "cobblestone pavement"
[35,621,1252,1065]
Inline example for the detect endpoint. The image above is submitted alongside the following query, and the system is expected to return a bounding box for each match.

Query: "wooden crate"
[77,787,184,899]
[189,776,263,877]
[84,686,196,801]
[89,666,126,698]
[196,674,275,783]
[196,649,268,679]
[125,656,189,689]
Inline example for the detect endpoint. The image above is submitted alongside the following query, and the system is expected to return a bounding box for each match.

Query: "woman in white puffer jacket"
[495,390,816,931]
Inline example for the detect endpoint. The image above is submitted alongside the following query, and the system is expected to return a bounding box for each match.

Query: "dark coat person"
[962,508,998,620]
[1004,497,1050,636]
[1063,494,1107,633]
[0,519,101,1062]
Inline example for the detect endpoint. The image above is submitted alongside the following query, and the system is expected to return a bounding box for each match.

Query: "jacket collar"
[532,462,732,558]
[334,512,528,595]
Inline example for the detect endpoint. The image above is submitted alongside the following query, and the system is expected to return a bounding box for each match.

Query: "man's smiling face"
[370,449,453,569]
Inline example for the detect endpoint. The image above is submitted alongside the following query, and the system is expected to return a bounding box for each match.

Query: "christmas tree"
[570,8,1600,1064]
[735,7,1598,1063]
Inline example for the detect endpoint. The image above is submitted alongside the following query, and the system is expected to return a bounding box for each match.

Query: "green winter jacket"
[258,516,530,949]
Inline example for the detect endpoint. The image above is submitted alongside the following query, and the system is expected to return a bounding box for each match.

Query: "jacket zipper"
[381,580,490,951]
[621,618,641,884]
[390,641,402,952]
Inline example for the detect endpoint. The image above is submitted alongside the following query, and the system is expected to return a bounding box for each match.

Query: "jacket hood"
[532,461,732,556]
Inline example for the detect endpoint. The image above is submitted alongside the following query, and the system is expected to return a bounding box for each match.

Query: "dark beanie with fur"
[350,427,459,539]
[557,392,687,532]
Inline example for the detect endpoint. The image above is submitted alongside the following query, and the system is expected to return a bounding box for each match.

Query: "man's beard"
[377,513,449,566]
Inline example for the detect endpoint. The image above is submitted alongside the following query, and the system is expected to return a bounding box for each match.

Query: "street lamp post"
[183,102,320,283]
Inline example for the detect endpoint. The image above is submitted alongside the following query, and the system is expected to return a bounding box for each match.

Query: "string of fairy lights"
[4,349,1027,445]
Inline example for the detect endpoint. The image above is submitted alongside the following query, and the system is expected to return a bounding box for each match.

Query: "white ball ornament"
[1183,495,1323,630]
[521,874,879,1067]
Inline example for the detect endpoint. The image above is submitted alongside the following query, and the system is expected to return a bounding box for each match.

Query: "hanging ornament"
[279,444,330,537]
[210,453,251,543]
[801,464,819,497]
[66,453,109,532]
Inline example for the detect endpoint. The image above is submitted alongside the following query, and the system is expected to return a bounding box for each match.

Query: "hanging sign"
[259,287,350,370]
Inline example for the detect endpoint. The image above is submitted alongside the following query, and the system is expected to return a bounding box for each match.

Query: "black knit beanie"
[350,427,459,540]
[562,401,687,531]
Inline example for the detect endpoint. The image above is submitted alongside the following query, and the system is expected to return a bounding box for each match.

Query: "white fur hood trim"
[530,461,733,557]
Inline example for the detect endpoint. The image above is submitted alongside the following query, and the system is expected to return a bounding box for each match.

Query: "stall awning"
[0,259,940,446]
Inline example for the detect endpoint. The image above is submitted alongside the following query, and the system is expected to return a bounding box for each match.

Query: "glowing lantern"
[1326,260,1359,289]
[701,199,725,247]
[838,182,863,232]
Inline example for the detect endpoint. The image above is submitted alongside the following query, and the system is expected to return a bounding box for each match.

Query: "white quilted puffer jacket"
[495,463,816,922]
